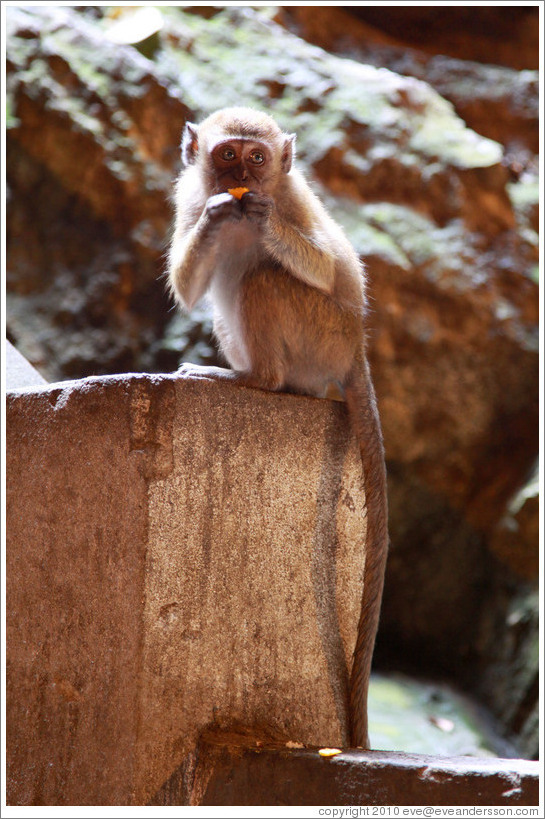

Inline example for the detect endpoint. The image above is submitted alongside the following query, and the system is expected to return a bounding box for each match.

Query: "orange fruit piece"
[228,187,250,200]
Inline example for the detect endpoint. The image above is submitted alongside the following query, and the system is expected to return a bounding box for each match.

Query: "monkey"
[167,107,388,749]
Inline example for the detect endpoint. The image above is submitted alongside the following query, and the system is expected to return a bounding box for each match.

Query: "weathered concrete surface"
[154,730,539,807]
[7,372,367,806]
[6,375,151,806]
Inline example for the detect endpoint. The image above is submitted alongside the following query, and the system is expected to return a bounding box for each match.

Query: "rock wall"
[6,5,539,756]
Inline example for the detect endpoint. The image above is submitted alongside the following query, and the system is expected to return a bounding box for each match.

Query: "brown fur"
[345,352,388,747]
[168,108,389,748]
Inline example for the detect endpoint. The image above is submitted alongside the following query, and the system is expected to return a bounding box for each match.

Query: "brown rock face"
[341,6,539,69]
[279,6,539,153]
[6,6,191,379]
[6,4,539,757]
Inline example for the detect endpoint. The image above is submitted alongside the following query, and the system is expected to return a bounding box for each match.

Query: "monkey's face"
[209,139,275,194]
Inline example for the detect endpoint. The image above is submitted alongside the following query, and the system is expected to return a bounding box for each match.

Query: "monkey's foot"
[177,363,237,382]
[176,363,280,392]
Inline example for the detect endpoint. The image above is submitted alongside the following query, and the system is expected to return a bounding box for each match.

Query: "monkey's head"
[181,107,296,195]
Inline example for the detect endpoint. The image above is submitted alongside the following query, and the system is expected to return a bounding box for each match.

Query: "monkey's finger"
[209,192,234,207]
[241,196,272,221]
[207,194,243,221]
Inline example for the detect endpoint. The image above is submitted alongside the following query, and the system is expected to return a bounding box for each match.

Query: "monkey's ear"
[281,134,296,173]
[181,122,199,166]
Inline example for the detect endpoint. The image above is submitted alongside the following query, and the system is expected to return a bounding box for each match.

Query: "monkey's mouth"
[218,182,254,193]
[215,170,262,193]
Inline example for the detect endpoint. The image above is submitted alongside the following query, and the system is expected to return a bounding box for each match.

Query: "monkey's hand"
[241,192,273,225]
[204,192,243,227]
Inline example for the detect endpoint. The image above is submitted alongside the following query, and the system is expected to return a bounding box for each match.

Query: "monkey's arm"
[169,225,217,310]
[169,193,241,310]
[263,214,337,295]
[243,186,340,296]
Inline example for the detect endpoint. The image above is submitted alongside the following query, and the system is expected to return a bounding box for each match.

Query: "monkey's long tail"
[344,348,389,749]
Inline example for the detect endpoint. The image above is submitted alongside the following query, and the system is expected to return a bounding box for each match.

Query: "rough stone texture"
[6,4,539,757]
[5,5,190,379]
[278,6,539,155]
[338,5,539,70]
[152,729,540,806]
[7,376,150,806]
[488,463,539,582]
[475,586,539,763]
[7,373,367,806]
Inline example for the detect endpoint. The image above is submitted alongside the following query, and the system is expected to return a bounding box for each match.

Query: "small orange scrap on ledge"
[228,187,250,199]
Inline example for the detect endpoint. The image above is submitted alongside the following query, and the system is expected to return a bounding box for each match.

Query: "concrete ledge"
[152,730,540,806]
[7,371,368,805]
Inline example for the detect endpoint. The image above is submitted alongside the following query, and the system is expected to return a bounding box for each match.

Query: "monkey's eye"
[249,151,265,165]
[221,147,237,161]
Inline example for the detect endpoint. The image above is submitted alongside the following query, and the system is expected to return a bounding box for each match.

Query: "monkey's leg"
[234,271,292,392]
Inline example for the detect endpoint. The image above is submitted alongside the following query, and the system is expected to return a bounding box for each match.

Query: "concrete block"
[163,730,539,807]
[7,372,367,805]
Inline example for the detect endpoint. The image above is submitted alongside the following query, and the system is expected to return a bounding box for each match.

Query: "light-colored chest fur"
[209,219,263,321]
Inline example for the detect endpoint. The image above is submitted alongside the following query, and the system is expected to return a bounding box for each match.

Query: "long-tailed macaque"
[168,107,388,749]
